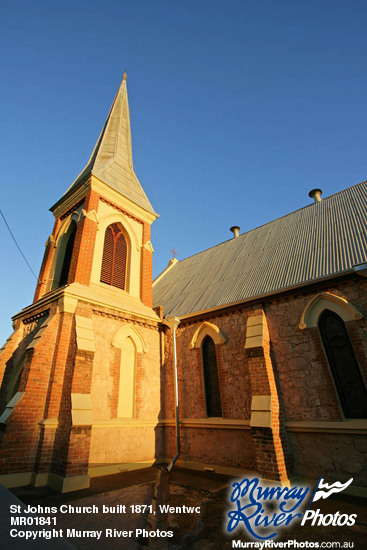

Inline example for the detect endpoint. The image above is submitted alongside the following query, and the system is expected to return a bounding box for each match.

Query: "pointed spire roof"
[51,73,157,215]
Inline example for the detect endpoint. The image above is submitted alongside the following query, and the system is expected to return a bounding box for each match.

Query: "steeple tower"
[34,72,158,306]
[52,71,156,216]
[0,74,162,493]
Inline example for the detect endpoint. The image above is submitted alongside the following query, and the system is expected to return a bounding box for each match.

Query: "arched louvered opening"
[319,309,367,418]
[58,221,77,287]
[201,335,222,417]
[100,223,128,290]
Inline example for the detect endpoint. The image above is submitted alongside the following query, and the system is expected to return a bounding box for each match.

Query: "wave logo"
[311,477,354,503]
[301,477,357,527]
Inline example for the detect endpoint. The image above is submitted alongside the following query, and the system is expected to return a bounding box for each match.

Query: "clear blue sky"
[1,0,366,343]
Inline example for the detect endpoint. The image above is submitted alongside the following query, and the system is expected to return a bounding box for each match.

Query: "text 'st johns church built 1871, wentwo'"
[0,73,366,494]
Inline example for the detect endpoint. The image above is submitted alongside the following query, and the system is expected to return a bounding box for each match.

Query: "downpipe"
[162,317,181,472]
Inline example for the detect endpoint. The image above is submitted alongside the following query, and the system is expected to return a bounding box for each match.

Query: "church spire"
[52,72,156,215]
[90,70,134,172]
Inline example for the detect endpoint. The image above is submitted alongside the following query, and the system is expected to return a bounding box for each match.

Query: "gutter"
[354,263,367,278]
[169,268,361,324]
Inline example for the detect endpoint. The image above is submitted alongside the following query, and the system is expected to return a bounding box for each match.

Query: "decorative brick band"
[92,309,159,330]
[60,198,85,220]
[100,197,144,225]
[23,309,50,325]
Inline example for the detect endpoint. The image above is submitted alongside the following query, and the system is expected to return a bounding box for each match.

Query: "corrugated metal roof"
[153,181,367,317]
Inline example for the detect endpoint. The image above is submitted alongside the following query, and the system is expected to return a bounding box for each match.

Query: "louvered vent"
[100,223,127,290]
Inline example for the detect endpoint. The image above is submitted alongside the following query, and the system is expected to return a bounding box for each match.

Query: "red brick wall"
[63,427,91,478]
[0,314,60,474]
[0,303,95,480]
[69,190,100,286]
[33,190,101,298]
[33,187,155,308]
[140,223,153,307]
[51,340,94,478]
[162,425,257,470]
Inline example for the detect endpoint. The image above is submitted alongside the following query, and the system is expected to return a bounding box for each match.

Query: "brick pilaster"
[61,348,94,479]
[68,190,99,286]
[140,223,153,307]
[50,331,94,480]
[33,309,76,480]
[245,311,292,482]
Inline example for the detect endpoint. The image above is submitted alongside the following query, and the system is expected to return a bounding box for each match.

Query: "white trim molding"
[299,292,363,329]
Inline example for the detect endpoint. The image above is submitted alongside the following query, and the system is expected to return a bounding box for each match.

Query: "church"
[0,74,366,494]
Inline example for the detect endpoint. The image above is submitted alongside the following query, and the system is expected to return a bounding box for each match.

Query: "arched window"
[201,335,222,417]
[100,223,127,290]
[112,325,147,419]
[58,221,77,287]
[319,309,367,418]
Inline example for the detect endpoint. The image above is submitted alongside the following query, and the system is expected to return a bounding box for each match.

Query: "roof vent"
[230,226,240,238]
[309,188,322,203]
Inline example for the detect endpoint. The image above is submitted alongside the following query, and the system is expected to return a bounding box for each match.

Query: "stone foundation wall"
[289,432,367,486]
[162,425,256,470]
